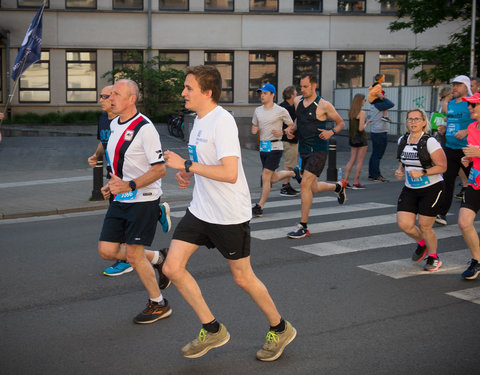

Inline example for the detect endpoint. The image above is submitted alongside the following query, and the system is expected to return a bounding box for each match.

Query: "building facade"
[0,0,462,117]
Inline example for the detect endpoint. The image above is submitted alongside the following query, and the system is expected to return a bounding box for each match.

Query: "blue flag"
[11,3,45,81]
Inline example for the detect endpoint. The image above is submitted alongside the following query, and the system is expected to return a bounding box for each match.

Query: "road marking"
[292,221,477,257]
[0,176,91,189]
[0,210,107,225]
[446,286,480,304]
[250,202,396,240]
[358,249,471,279]
[169,196,337,218]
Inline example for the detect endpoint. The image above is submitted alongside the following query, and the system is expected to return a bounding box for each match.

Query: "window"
[380,0,399,13]
[250,0,278,12]
[379,52,407,86]
[336,52,364,88]
[293,52,321,92]
[205,0,233,11]
[249,51,277,103]
[19,51,50,102]
[294,0,322,12]
[205,51,233,102]
[113,0,143,10]
[159,0,188,10]
[113,50,143,71]
[18,0,49,7]
[158,51,189,72]
[66,51,97,103]
[66,0,96,8]
[338,0,365,13]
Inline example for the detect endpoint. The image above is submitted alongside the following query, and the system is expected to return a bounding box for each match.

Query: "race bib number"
[260,140,272,152]
[188,144,198,162]
[446,122,459,137]
[407,173,431,188]
[468,168,480,187]
[114,189,137,201]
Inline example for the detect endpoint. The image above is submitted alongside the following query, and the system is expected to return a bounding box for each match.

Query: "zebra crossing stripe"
[292,221,478,257]
[169,196,337,218]
[446,287,480,304]
[250,202,394,227]
[358,249,471,279]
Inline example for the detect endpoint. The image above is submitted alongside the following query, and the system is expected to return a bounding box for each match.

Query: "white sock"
[151,250,162,265]
[150,295,164,305]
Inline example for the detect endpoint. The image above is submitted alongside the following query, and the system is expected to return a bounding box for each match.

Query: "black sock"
[270,318,286,333]
[203,319,220,333]
[282,183,288,187]
[300,222,308,229]
[335,183,341,193]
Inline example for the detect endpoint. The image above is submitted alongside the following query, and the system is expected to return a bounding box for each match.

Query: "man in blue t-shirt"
[435,75,473,225]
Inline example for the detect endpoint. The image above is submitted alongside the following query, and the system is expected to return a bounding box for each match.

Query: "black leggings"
[438,146,471,216]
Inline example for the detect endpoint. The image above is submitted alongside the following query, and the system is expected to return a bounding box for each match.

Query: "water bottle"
[338,168,342,180]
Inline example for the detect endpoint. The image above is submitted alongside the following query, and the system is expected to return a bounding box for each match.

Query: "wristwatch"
[129,180,137,191]
[184,160,193,173]
[422,169,427,176]
[331,128,337,135]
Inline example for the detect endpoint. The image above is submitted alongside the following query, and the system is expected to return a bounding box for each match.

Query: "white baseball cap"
[452,75,473,96]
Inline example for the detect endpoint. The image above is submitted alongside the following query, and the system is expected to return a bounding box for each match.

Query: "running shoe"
[412,244,427,262]
[103,261,133,277]
[280,184,298,197]
[336,179,347,205]
[352,183,366,190]
[462,259,480,280]
[159,202,172,233]
[153,248,171,290]
[373,176,390,183]
[368,175,374,181]
[287,224,310,239]
[252,203,263,217]
[435,214,447,226]
[133,299,172,324]
[381,116,392,123]
[424,256,442,272]
[293,167,302,184]
[454,187,466,199]
[181,323,230,358]
[346,182,352,189]
[256,321,297,362]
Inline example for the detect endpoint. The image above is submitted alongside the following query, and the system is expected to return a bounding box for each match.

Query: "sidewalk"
[0,124,400,219]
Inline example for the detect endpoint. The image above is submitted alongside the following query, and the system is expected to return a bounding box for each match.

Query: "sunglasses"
[99,94,111,100]
[468,102,477,108]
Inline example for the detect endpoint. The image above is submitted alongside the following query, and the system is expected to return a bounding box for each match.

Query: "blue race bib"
[468,168,480,187]
[188,144,198,162]
[259,140,272,152]
[407,173,431,188]
[114,189,137,201]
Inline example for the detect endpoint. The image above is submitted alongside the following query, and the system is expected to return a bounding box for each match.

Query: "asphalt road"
[1,181,479,374]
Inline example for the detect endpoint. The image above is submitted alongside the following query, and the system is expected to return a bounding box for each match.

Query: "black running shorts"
[172,209,251,260]
[300,151,327,177]
[461,186,480,213]
[397,182,445,217]
[99,198,160,246]
[260,150,283,171]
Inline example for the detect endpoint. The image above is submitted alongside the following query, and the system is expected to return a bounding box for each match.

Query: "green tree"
[103,51,186,122]
[380,0,479,82]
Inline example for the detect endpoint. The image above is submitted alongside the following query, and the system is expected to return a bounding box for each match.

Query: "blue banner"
[11,3,45,81]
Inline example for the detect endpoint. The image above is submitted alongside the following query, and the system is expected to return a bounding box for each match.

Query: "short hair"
[116,79,139,103]
[186,65,222,104]
[282,85,296,100]
[439,87,452,100]
[406,108,430,133]
[300,73,317,85]
[471,77,480,84]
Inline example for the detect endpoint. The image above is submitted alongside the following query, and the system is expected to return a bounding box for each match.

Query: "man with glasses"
[435,75,473,225]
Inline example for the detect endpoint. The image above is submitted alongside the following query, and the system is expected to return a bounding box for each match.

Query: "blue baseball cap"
[257,83,276,94]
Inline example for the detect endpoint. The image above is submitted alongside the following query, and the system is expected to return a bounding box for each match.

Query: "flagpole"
[0,1,46,141]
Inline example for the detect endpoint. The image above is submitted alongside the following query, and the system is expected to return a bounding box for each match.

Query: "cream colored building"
[0,0,463,116]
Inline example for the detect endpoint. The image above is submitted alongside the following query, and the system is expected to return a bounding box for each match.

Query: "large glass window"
[249,51,277,103]
[250,0,278,12]
[338,0,365,13]
[159,0,188,10]
[113,0,143,10]
[113,50,143,71]
[158,51,189,72]
[336,52,364,88]
[381,0,399,13]
[294,0,322,12]
[205,0,233,11]
[66,51,97,103]
[66,0,96,8]
[18,0,49,7]
[293,52,321,91]
[19,51,50,103]
[379,52,407,86]
[205,51,233,102]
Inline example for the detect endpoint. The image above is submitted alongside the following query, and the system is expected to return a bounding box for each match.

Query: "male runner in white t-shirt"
[163,66,296,362]
[97,79,172,324]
